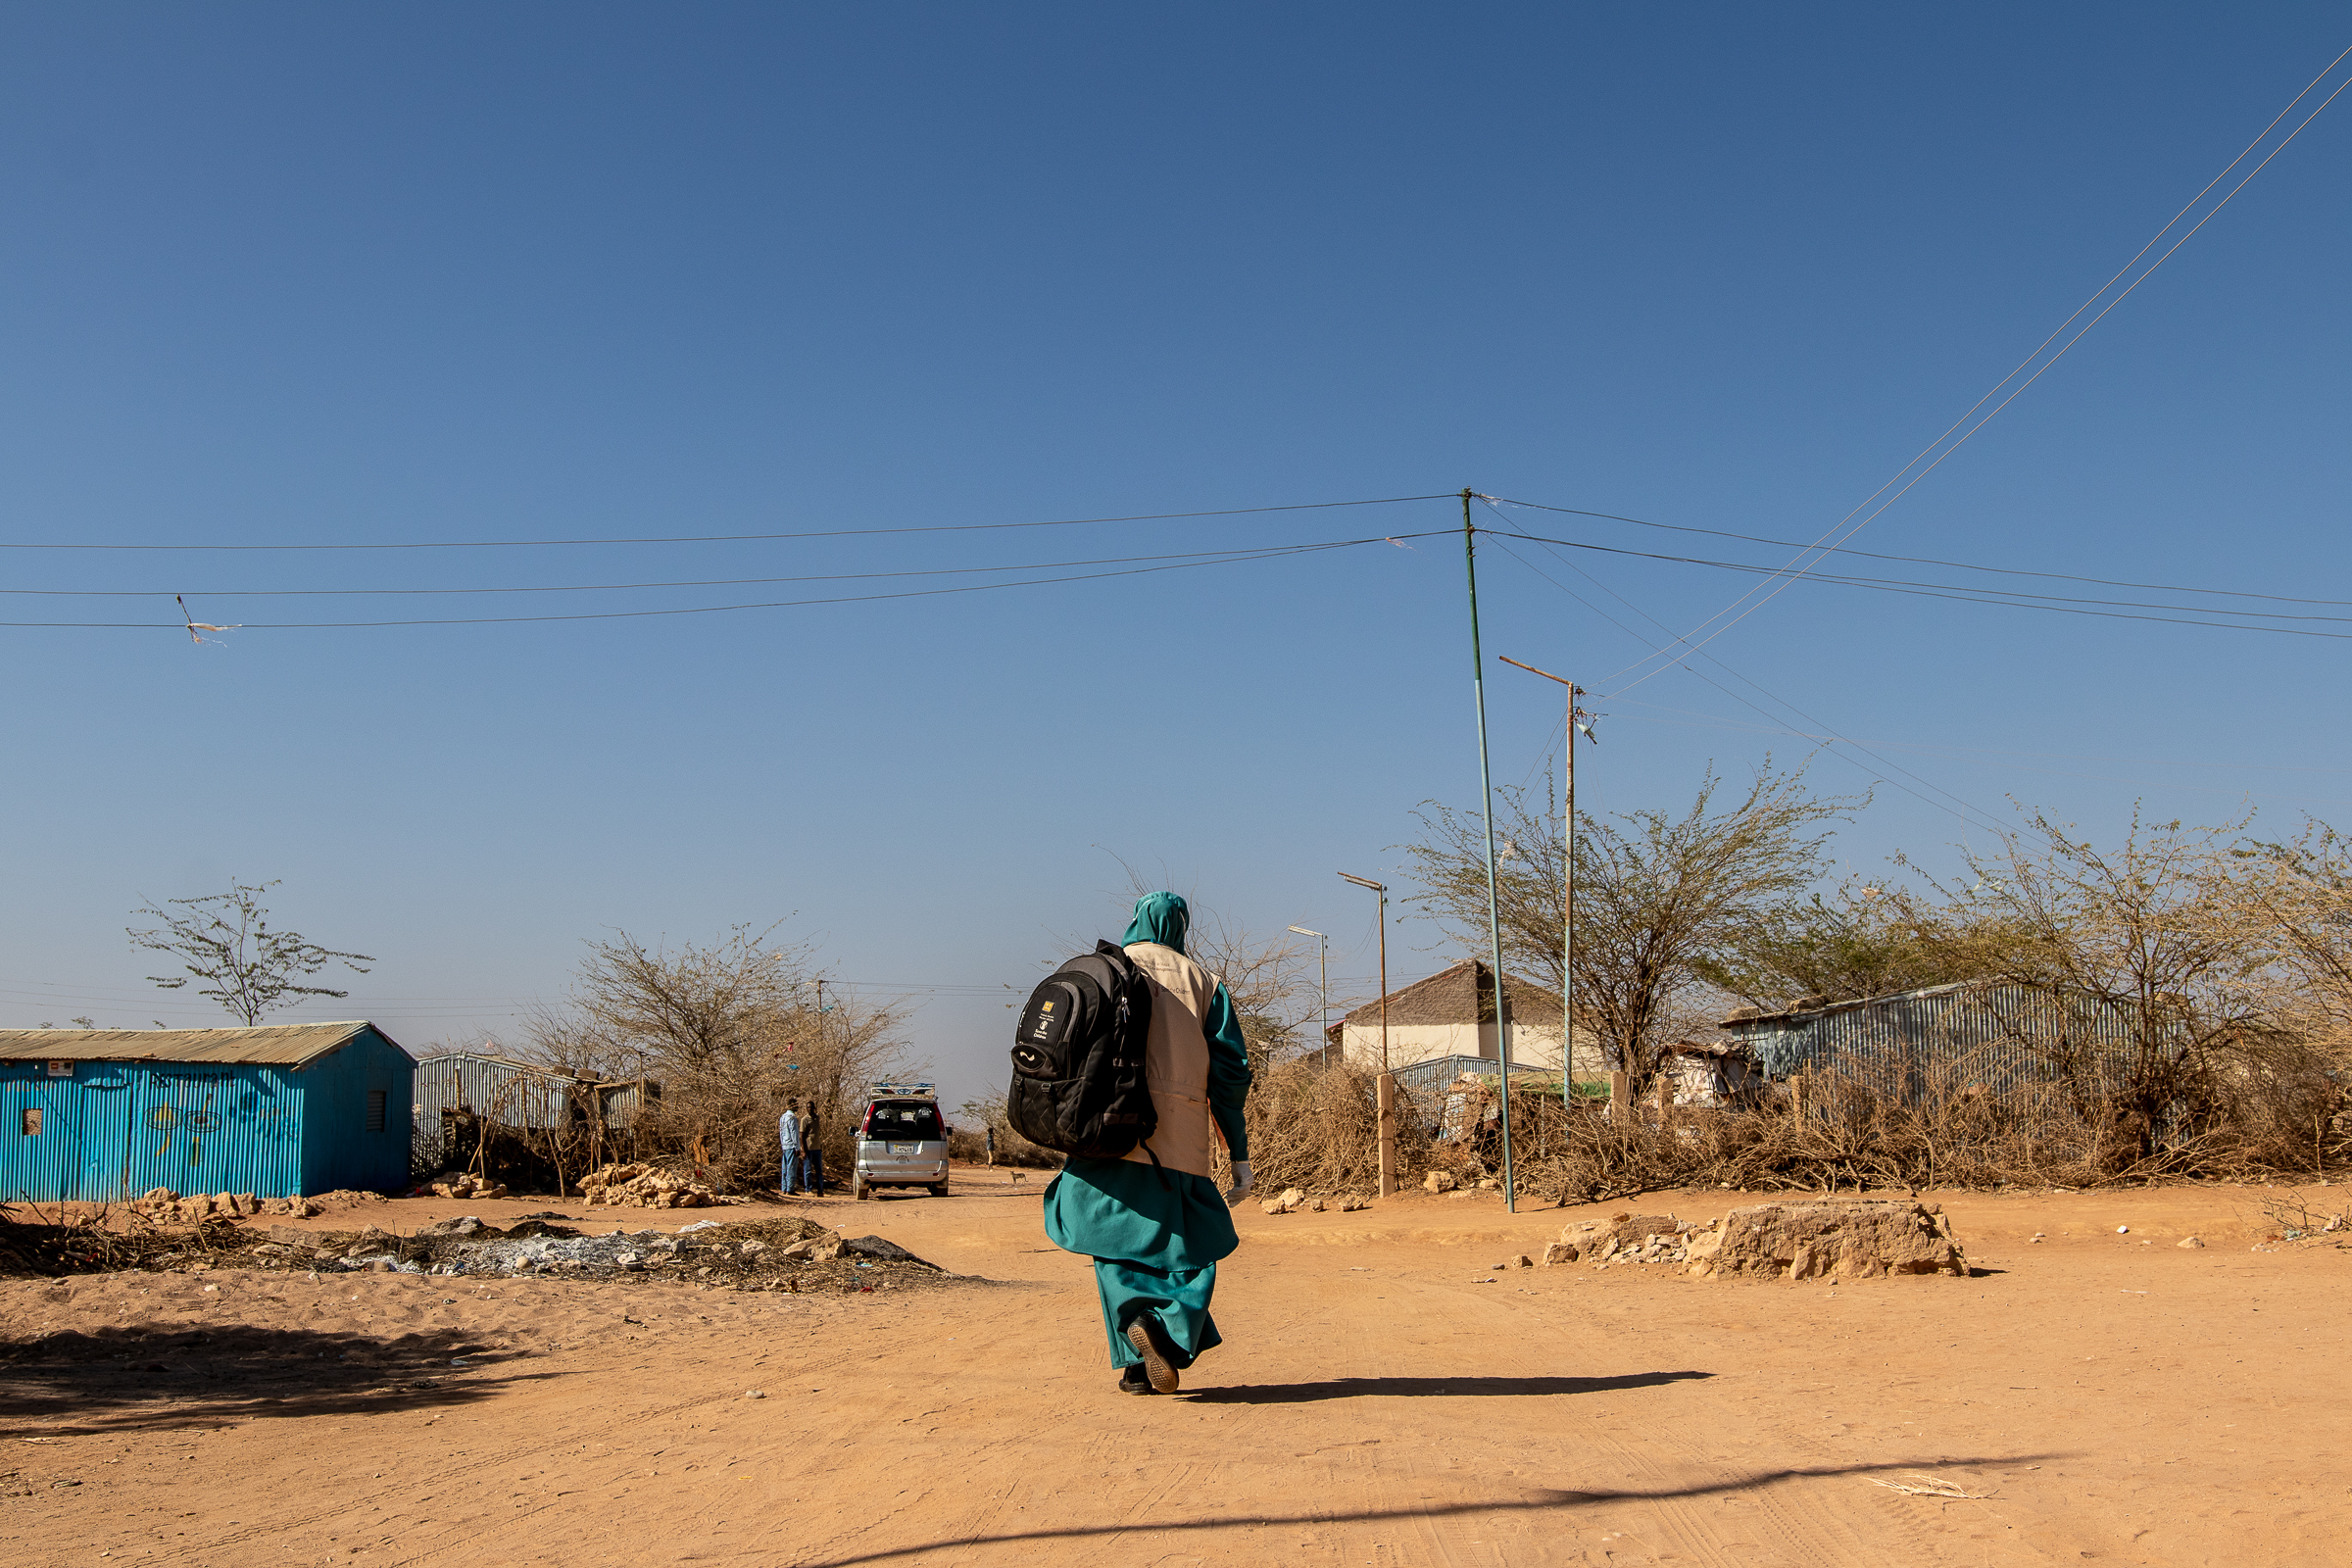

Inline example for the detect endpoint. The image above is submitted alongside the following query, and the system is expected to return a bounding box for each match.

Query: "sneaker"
[1124,1317,1179,1394]
[1117,1365,1154,1396]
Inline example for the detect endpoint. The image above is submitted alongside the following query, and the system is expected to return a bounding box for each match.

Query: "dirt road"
[2,1173,2344,1566]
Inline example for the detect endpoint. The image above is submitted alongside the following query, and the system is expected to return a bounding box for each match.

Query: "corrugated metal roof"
[1333,959,1565,1029]
[0,1021,407,1068]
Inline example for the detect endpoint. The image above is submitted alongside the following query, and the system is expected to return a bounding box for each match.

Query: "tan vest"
[1120,942,1224,1179]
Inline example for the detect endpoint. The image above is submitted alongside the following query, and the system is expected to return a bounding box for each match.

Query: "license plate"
[889,1143,916,1155]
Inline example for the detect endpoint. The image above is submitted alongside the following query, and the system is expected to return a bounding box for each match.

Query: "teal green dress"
[1043,893,1252,1371]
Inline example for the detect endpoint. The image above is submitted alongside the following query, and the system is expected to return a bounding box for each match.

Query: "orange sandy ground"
[2,1170,2346,1567]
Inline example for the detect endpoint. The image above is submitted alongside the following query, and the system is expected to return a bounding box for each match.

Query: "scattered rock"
[1540,1241,1579,1266]
[1512,1253,1534,1268]
[577,1161,718,1209]
[1694,1200,1968,1281]
[2178,1235,2206,1249]
[1423,1171,1457,1194]
[129,1189,269,1224]
[1476,1179,1498,1190]
[839,1235,940,1269]
[2116,1225,2130,1235]
[1560,1212,1679,1250]
[1337,1195,1371,1212]
[2030,1233,2046,1244]
[745,1389,765,1399]
[421,1172,509,1200]
[416,1216,487,1240]
[1260,1188,1307,1215]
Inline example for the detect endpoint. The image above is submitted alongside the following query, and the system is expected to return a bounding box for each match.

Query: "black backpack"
[1007,940,1156,1159]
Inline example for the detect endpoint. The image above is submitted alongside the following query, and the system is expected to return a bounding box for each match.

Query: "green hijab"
[1122,891,1190,955]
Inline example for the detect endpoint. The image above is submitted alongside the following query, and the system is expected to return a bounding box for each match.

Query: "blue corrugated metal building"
[0,1022,415,1201]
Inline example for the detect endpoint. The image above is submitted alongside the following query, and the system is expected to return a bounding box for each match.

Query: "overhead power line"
[1485,526,2352,642]
[1592,39,2352,695]
[0,494,1454,554]
[1486,495,2352,610]
[0,540,1410,600]
[0,530,1448,630]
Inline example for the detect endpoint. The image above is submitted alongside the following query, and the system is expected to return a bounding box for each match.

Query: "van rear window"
[864,1102,943,1141]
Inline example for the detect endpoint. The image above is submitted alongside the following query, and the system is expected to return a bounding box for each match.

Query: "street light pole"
[1288,926,1329,1069]
[1499,655,1587,1117]
[1338,872,1395,1196]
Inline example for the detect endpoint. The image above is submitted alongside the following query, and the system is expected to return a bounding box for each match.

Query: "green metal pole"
[1461,489,1518,1212]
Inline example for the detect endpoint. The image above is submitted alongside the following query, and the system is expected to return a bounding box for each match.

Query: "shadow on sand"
[786,1451,2063,1568]
[1179,1369,1714,1403]
[0,1320,553,1434]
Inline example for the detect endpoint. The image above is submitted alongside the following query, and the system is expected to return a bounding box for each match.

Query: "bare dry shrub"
[1232,1060,1432,1195]
[1488,1061,2345,1205]
[520,924,914,1195]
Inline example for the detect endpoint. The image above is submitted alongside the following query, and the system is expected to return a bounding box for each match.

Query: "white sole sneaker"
[1125,1318,1179,1394]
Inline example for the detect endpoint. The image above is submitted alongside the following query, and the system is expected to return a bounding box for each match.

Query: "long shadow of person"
[1179,1369,1713,1403]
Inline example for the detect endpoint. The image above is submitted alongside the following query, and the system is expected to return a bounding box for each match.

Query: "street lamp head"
[1287,925,1326,938]
[1336,872,1387,893]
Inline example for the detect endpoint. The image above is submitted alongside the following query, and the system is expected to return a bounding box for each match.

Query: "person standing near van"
[801,1104,825,1197]
[778,1099,804,1196]
[1043,892,1253,1395]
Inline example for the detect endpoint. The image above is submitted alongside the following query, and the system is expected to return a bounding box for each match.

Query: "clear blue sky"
[4,5,2347,1110]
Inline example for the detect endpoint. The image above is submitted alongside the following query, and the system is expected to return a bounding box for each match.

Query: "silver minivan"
[853,1084,951,1200]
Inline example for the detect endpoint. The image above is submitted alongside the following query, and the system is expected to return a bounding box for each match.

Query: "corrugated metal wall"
[1725,982,2159,1102]
[299,1031,414,1195]
[124,1064,304,1198]
[1,1059,305,1200]
[1,1029,413,1200]
[412,1054,653,1171]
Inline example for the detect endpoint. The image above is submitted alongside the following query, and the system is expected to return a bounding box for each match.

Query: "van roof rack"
[867,1080,938,1099]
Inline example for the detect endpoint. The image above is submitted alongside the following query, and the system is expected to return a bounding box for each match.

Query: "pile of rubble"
[1692,1200,1968,1280]
[416,1171,509,1200]
[130,1189,318,1223]
[577,1162,722,1209]
[1534,1200,1970,1280]
[1259,1188,1371,1214]
[1542,1211,1696,1269]
[232,1213,949,1290]
[1421,1171,1501,1195]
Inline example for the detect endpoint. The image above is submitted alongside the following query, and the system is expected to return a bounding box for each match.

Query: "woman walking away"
[1044,892,1253,1395]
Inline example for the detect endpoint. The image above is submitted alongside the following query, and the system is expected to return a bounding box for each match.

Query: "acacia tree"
[128,880,372,1025]
[1926,808,2287,1167]
[1692,878,2018,1007]
[1404,764,1858,1091]
[522,923,912,1190]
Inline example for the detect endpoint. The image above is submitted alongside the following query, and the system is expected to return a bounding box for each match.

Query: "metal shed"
[0,1022,416,1201]
[412,1052,652,1171]
[1718,982,2157,1102]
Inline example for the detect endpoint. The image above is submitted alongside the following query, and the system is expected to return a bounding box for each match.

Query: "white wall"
[1337,1022,1607,1076]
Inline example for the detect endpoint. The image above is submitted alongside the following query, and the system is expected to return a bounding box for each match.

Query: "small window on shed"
[365,1090,387,1133]
[20,1107,40,1137]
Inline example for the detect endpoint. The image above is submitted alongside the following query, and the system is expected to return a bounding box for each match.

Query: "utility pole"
[1499,655,1588,1117]
[1461,489,1518,1213]
[1289,926,1329,1069]
[1338,873,1394,1195]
